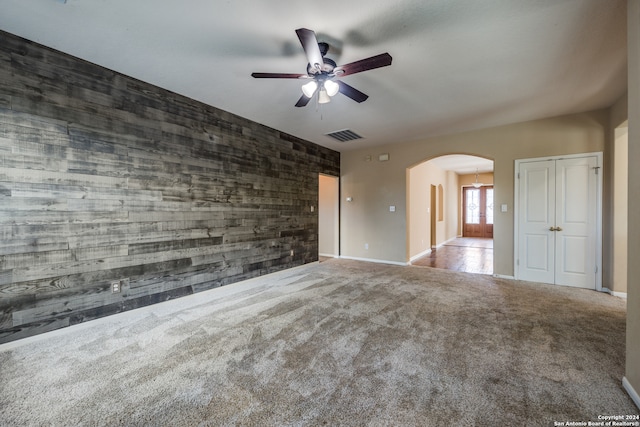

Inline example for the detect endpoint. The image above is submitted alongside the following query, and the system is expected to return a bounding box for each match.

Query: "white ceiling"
[427,155,494,174]
[0,0,627,157]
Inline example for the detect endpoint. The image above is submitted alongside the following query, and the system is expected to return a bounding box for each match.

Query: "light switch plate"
[501,204,508,212]
[389,205,396,212]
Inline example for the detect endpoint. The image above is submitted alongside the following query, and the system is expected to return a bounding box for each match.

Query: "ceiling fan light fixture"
[318,87,331,104]
[324,79,339,97]
[301,80,318,98]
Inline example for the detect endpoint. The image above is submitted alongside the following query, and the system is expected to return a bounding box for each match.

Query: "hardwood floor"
[412,237,493,275]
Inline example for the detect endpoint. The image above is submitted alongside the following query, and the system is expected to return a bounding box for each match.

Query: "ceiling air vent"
[325,129,363,142]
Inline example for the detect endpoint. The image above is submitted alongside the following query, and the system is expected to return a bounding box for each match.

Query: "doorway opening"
[318,174,339,261]
[407,154,494,275]
[462,185,494,238]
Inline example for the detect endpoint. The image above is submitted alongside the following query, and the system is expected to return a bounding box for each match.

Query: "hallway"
[412,237,493,275]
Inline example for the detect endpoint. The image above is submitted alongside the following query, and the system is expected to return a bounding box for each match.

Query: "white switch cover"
[389,205,396,212]
[501,204,508,212]
[310,206,314,212]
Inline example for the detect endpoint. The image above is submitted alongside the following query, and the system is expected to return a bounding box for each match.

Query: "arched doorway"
[407,154,494,274]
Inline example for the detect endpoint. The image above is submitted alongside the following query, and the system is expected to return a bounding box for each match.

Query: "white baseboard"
[623,377,640,410]
[408,236,461,263]
[318,253,339,258]
[602,287,628,298]
[493,274,515,280]
[409,248,431,262]
[339,255,408,266]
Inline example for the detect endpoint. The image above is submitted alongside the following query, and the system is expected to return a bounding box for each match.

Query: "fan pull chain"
[316,98,324,120]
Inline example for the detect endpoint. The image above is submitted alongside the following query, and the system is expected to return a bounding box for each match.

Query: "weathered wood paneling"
[0,30,340,343]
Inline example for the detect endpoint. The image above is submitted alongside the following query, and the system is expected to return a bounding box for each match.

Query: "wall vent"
[325,129,363,142]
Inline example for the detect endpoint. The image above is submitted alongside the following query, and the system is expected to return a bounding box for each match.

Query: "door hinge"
[517,172,520,179]
[595,265,598,274]
[593,166,600,175]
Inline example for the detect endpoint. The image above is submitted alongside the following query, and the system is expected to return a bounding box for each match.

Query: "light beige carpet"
[0,259,637,426]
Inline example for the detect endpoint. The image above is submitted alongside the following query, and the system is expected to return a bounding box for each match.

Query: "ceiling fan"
[251,28,392,107]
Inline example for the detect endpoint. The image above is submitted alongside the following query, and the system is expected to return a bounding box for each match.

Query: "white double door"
[516,154,601,289]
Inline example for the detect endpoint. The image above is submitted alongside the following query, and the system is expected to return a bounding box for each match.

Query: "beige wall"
[341,151,406,263]
[407,162,459,259]
[445,171,459,240]
[613,126,628,295]
[625,0,640,408]
[458,172,494,187]
[341,109,608,275]
[604,94,629,295]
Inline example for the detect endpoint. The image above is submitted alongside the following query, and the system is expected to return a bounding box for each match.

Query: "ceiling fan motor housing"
[307,57,337,76]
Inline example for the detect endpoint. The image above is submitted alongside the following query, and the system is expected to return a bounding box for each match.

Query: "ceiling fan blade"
[295,28,324,70]
[337,81,369,103]
[295,94,312,107]
[334,53,392,77]
[251,72,307,79]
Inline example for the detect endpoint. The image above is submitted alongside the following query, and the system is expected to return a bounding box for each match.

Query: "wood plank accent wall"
[0,30,340,343]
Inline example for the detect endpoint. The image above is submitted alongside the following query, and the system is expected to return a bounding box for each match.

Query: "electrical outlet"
[111,280,121,293]
[365,243,369,250]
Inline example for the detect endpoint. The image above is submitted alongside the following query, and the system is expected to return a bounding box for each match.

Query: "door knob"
[549,226,563,231]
